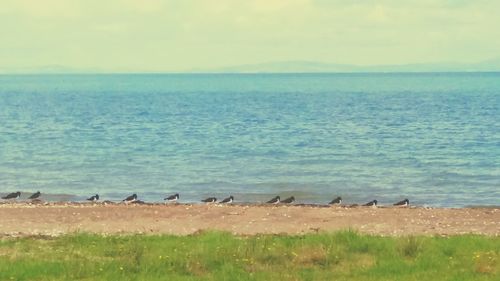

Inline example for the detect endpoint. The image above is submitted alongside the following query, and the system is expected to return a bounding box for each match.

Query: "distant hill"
[0,65,102,74]
[195,59,500,73]
[1,59,499,74]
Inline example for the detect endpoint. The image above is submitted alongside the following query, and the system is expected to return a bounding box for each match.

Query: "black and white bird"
[201,197,217,203]
[28,191,41,200]
[123,194,138,203]
[164,193,179,203]
[281,196,295,204]
[266,196,280,204]
[2,191,21,200]
[220,196,234,204]
[363,200,378,207]
[329,196,342,205]
[87,194,99,202]
[394,198,409,207]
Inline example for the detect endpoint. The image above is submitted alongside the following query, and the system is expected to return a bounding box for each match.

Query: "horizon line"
[1,70,500,75]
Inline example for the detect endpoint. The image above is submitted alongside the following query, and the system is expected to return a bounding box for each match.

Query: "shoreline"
[1,200,499,208]
[1,191,496,208]
[0,203,498,237]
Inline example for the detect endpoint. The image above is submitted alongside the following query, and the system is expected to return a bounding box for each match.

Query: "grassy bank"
[0,231,498,281]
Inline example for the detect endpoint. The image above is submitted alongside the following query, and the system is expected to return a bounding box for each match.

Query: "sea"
[0,73,499,207]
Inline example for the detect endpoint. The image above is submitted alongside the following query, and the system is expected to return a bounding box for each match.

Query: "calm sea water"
[0,73,499,206]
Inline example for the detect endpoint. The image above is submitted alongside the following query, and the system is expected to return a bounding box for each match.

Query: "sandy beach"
[0,203,498,237]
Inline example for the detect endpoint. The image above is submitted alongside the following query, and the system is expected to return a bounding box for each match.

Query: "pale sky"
[1,0,499,72]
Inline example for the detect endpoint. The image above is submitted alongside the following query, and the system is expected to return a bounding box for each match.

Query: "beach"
[1,203,498,237]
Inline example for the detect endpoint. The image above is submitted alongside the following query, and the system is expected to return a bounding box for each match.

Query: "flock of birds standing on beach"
[1,191,411,207]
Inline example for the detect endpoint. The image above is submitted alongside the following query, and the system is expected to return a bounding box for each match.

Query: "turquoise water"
[0,73,499,206]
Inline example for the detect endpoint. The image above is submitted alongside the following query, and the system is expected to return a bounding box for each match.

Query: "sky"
[1,0,500,72]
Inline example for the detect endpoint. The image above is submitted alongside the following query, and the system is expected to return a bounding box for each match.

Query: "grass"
[0,231,498,280]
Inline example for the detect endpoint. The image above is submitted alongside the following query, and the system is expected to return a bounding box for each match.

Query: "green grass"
[0,231,498,280]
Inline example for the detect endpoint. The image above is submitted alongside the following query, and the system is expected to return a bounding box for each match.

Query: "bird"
[281,196,295,204]
[164,193,179,203]
[87,194,99,202]
[123,194,138,203]
[28,191,41,200]
[329,196,342,205]
[266,196,280,204]
[2,191,21,200]
[220,196,234,204]
[363,200,378,207]
[394,198,409,207]
[201,197,217,203]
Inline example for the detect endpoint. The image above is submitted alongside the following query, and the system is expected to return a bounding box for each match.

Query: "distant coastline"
[2,59,500,74]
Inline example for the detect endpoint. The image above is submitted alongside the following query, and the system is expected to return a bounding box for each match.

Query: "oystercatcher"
[2,191,21,200]
[281,196,295,204]
[266,196,280,204]
[201,197,217,203]
[329,196,342,205]
[87,194,99,202]
[220,196,234,204]
[123,194,138,203]
[164,193,179,203]
[362,200,378,207]
[394,198,409,207]
[28,191,41,200]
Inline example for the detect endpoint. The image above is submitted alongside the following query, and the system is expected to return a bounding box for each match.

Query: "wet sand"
[0,203,498,237]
